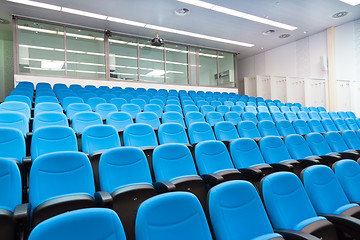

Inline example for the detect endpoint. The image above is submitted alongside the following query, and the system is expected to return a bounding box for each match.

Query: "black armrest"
[297,158,320,167]
[322,214,360,231]
[95,191,113,208]
[153,181,176,193]
[319,154,342,166]
[270,163,294,172]
[218,169,244,181]
[238,168,262,182]
[14,203,29,231]
[26,132,33,157]
[200,173,224,187]
[275,229,321,240]
[339,151,359,160]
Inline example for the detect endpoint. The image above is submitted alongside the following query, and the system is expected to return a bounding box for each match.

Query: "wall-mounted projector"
[151,33,164,46]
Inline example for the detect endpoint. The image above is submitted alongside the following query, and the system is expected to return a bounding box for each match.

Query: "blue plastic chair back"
[276,120,296,136]
[324,131,351,152]
[0,101,31,120]
[345,118,359,131]
[260,136,292,164]
[120,104,141,118]
[185,112,205,128]
[317,106,326,112]
[285,134,314,159]
[0,158,22,212]
[33,112,68,131]
[158,123,189,144]
[149,99,165,110]
[230,138,266,168]
[308,119,326,133]
[110,98,127,111]
[95,103,118,119]
[200,105,215,116]
[333,118,349,131]
[291,106,300,113]
[257,112,273,122]
[82,125,121,155]
[284,112,298,122]
[319,111,331,120]
[237,120,261,139]
[182,105,198,115]
[0,112,29,136]
[130,98,146,111]
[87,97,106,111]
[72,112,103,134]
[205,111,224,126]
[123,123,158,147]
[297,111,310,121]
[272,112,285,122]
[66,103,91,120]
[306,132,334,156]
[301,106,309,113]
[280,106,290,113]
[106,112,133,131]
[0,127,25,163]
[210,100,222,107]
[329,112,340,121]
[334,160,360,203]
[293,119,311,135]
[34,103,63,116]
[164,104,182,116]
[136,112,160,129]
[321,119,338,132]
[241,112,258,124]
[338,111,348,120]
[342,130,360,150]
[162,112,185,127]
[258,120,280,137]
[346,111,356,119]
[244,106,257,115]
[62,97,84,111]
[5,95,32,109]
[224,112,241,125]
[188,122,215,144]
[214,121,239,141]
[269,106,280,114]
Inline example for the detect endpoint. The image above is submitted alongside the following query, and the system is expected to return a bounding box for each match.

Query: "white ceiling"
[0,0,359,58]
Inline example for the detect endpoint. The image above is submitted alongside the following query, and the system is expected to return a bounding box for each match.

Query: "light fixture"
[7,0,61,10]
[332,11,349,18]
[262,30,275,35]
[61,7,107,20]
[146,70,165,76]
[41,60,64,69]
[177,0,297,31]
[339,0,360,6]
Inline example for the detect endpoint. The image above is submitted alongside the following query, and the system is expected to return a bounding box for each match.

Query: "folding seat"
[135,112,160,129]
[137,95,151,104]
[324,131,360,160]
[195,140,243,183]
[297,111,310,121]
[319,111,331,120]
[301,106,310,113]
[181,100,195,107]
[66,103,91,120]
[208,181,284,240]
[193,97,203,104]
[33,112,68,132]
[245,106,257,115]
[210,100,222,107]
[10,89,33,100]
[269,106,280,114]
[34,102,63,117]
[81,92,97,102]
[257,106,269,113]
[123,123,158,148]
[318,106,327,112]
[158,123,189,144]
[196,100,208,109]
[291,106,300,113]
[72,112,102,134]
[285,103,293,107]
[329,112,340,121]
[34,96,58,106]
[166,99,180,106]
[333,118,350,131]
[110,98,127,111]
[200,105,215,116]
[338,111,348,120]
[224,101,234,108]
[257,102,267,106]
[224,112,241,125]
[334,160,360,203]
[345,118,360,131]
[188,122,215,144]
[231,105,243,114]
[95,103,118,119]
[120,104,141,118]
[218,97,227,104]
[61,97,84,111]
[261,172,339,239]
[276,102,284,107]
[257,112,273,122]
[205,111,224,126]
[266,102,275,107]
[185,111,205,128]
[293,119,311,135]
[162,112,185,127]
[142,104,162,118]
[0,127,26,163]
[242,112,258,124]
[276,120,296,136]
[284,111,298,122]
[130,98,146,111]
[216,105,230,116]
[0,112,29,137]
[87,97,106,111]
[237,120,261,139]
[236,101,246,108]
[247,102,256,107]
[98,147,156,239]
[309,106,318,112]
[347,111,357,119]
[321,119,338,132]
[5,95,32,109]
[135,192,212,240]
[106,112,133,131]
[214,121,239,141]
[308,119,326,133]
[182,105,198,116]
[258,120,280,137]
[164,104,182,115]
[0,101,30,120]
[280,106,290,113]
[28,151,96,227]
[294,103,302,108]
[272,112,286,122]
[100,93,116,103]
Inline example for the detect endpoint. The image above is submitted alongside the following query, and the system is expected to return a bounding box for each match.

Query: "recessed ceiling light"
[332,11,349,18]
[175,8,190,16]
[0,18,10,24]
[7,0,61,11]
[262,29,275,35]
[303,31,307,34]
[338,0,360,6]
[279,34,291,39]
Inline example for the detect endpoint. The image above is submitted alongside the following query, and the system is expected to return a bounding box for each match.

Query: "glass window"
[165,43,188,84]
[218,52,235,87]
[18,19,65,76]
[66,27,105,79]
[109,35,138,81]
[139,39,165,83]
[199,49,218,86]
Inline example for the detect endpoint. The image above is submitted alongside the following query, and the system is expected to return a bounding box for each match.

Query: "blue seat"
[135,112,160,129]
[324,131,359,159]
[0,127,26,163]
[284,111,298,122]
[346,111,357,119]
[242,112,258,124]
[87,97,106,111]
[185,112,205,128]
[258,120,280,137]
[297,111,310,121]
[166,99,180,106]
[247,102,256,107]
[293,119,311,135]
[120,94,134,103]
[237,121,261,139]
[99,147,156,239]
[216,105,230,116]
[120,104,141,118]
[214,121,239,141]
[208,180,284,240]
[61,97,84,111]
[224,101,234,108]
[257,106,269,113]
[33,112,68,131]
[34,102,63,116]
[158,123,189,144]
[188,122,215,144]
[269,106,280,114]
[131,98,147,111]
[261,172,337,239]
[333,118,350,131]
[135,192,212,240]
[101,93,117,103]
[110,98,127,111]
[272,112,286,122]
[280,106,290,113]
[28,208,126,240]
[95,103,118,119]
[301,106,310,113]
[162,112,185,127]
[329,112,340,121]
[196,100,208,109]
[142,104,162,118]
[294,103,302,108]
[306,132,337,156]
[285,103,293,108]
[123,123,158,147]
[31,126,78,160]
[106,112,133,131]
[308,119,326,133]
[224,112,241,125]
[81,93,97,102]
[338,111,348,120]
[205,111,224,126]
[29,151,95,227]
[317,106,326,112]
[182,105,198,115]
[182,100,195,107]
[164,104,182,115]
[210,100,222,107]
[82,125,121,155]
[244,106,257,115]
[334,160,360,203]
[230,105,243,114]
[0,101,31,120]
[257,112,273,122]
[149,99,165,110]
[66,103,91,120]
[200,105,215,116]
[236,101,246,108]
[0,112,29,137]
[276,120,296,136]
[342,130,360,151]
[285,134,320,160]
[345,118,359,131]
[72,112,103,134]
[291,106,300,113]
[319,111,331,120]
[5,95,32,109]
[321,119,338,132]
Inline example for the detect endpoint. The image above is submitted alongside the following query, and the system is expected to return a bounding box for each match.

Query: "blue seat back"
[241,112,258,124]
[224,101,234,108]
[149,99,165,109]
[321,119,338,132]
[306,132,333,156]
[200,105,215,116]
[214,121,239,141]
[62,97,84,111]
[106,112,133,131]
[338,111,348,120]
[317,106,326,112]
[33,112,68,131]
[334,160,360,203]
[308,111,321,121]
[319,111,331,120]
[0,127,25,163]
[123,123,158,147]
[237,120,261,139]
[284,112,298,122]
[185,112,205,128]
[308,119,326,133]
[292,119,311,135]
[301,106,309,113]
[257,112,272,122]
[0,158,22,212]
[5,95,32,109]
[346,111,356,119]
[99,147,152,193]
[297,111,310,121]
[285,134,314,159]
[82,125,121,155]
[158,123,189,144]
[72,112,103,134]
[130,98,146,110]
[276,120,296,136]
[95,103,118,119]
[110,98,127,111]
[325,131,351,152]
[205,111,224,126]
[66,103,91,120]
[29,151,94,211]
[153,144,198,182]
[162,112,185,127]
[182,105,198,115]
[260,136,292,164]
[87,97,106,111]
[272,112,286,122]
[257,106,269,113]
[188,122,215,144]
[210,100,222,107]
[244,106,257,115]
[269,106,280,114]
[280,106,290,113]
[258,120,279,137]
[230,138,266,168]
[34,103,63,116]
[236,101,246,108]
[209,180,282,240]
[224,112,241,125]
[0,101,31,120]
[302,165,357,215]
[120,104,141,118]
[195,140,234,175]
[164,104,181,116]
[135,192,212,240]
[345,118,359,131]
[333,118,349,131]
[136,112,160,129]
[230,105,243,115]
[216,105,230,116]
[329,112,340,121]
[0,112,29,136]
[342,130,360,150]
